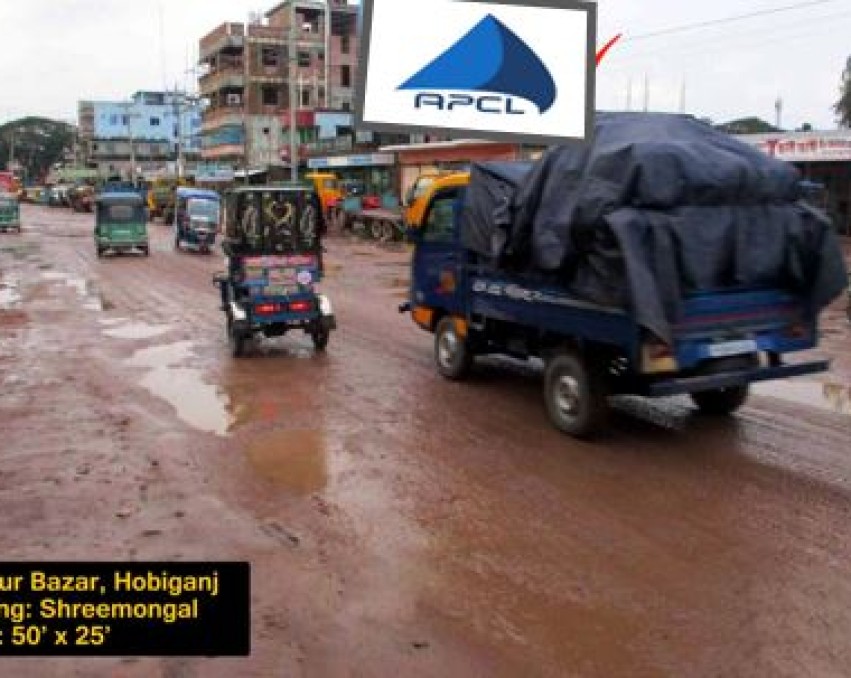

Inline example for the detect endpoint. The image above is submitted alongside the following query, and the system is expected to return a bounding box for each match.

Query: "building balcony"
[201,108,245,131]
[302,136,355,155]
[200,23,245,61]
[202,145,245,161]
[246,24,287,44]
[199,67,246,96]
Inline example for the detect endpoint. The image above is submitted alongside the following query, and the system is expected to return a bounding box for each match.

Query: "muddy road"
[1,204,851,677]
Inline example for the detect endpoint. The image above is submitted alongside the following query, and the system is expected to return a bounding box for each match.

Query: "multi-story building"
[77,91,203,180]
[198,0,360,170]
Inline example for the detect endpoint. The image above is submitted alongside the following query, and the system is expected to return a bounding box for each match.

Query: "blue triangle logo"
[398,14,557,114]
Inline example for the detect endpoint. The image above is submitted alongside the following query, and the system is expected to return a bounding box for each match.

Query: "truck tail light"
[289,300,312,313]
[255,303,281,315]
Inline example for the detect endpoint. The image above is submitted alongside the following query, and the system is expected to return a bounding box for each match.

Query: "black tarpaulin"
[459,112,848,342]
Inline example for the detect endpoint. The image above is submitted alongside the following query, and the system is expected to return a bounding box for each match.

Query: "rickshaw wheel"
[227,317,246,357]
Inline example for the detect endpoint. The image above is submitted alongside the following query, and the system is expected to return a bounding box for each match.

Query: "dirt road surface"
[1,204,851,677]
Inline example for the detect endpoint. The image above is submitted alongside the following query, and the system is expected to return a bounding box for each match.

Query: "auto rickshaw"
[0,191,21,233]
[173,187,220,254]
[94,191,150,257]
[213,184,336,356]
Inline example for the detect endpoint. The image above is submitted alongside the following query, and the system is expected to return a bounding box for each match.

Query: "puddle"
[103,322,173,340]
[245,429,327,494]
[752,379,851,416]
[127,341,233,436]
[41,270,66,281]
[0,282,21,307]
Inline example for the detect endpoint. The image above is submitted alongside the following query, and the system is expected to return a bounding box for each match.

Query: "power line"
[624,0,846,41]
[608,9,851,62]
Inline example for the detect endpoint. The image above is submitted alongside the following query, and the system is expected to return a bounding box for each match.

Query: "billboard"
[355,0,596,144]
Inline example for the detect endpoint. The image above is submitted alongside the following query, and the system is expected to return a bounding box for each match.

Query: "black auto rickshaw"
[213,184,336,356]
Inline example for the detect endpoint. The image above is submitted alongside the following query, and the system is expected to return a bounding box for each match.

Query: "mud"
[1,204,851,677]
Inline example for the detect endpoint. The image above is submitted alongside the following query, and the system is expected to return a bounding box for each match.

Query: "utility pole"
[243,15,251,185]
[626,77,632,111]
[324,0,331,108]
[643,74,649,112]
[289,0,298,182]
[679,77,686,114]
[125,102,139,185]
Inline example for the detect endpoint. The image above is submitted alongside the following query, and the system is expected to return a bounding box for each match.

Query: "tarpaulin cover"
[460,112,848,341]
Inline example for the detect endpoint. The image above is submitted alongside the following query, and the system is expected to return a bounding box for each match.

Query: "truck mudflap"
[645,360,830,397]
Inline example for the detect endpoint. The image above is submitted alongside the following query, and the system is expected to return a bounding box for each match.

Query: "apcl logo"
[397,14,556,116]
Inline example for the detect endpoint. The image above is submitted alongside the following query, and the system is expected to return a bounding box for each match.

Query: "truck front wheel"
[690,385,749,415]
[435,317,472,380]
[544,351,608,438]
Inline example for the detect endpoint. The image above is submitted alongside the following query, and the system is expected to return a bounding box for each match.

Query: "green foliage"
[0,117,74,182]
[715,117,781,134]
[835,56,851,128]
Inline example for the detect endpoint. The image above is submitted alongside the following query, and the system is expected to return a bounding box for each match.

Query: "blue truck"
[399,164,842,438]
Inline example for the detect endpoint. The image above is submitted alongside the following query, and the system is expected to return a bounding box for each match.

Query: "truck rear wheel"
[690,385,749,415]
[435,317,472,380]
[544,351,608,438]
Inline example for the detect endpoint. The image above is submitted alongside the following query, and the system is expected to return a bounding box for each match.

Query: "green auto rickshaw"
[0,191,21,233]
[95,191,149,257]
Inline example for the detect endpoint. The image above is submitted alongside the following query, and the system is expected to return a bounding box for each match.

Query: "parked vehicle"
[305,171,344,219]
[173,187,220,254]
[69,184,96,213]
[213,184,336,356]
[399,124,846,438]
[0,191,21,232]
[94,191,149,257]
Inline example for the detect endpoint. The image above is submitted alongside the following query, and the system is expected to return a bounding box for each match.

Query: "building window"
[298,51,311,67]
[341,65,351,88]
[301,89,310,107]
[261,47,279,67]
[262,87,279,106]
[341,35,350,54]
[341,101,351,112]
[150,117,160,126]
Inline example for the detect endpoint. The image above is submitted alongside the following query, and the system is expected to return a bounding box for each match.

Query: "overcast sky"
[0,0,849,130]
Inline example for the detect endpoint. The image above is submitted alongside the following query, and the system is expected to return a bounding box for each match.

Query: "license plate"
[707,339,758,358]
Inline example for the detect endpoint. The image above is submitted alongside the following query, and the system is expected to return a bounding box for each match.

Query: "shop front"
[306,153,397,198]
[378,139,528,203]
[737,131,851,236]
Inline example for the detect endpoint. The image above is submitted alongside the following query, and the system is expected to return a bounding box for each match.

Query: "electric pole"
[289,0,298,182]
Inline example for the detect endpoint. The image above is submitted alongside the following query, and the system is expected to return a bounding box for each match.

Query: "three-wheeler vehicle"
[0,191,21,233]
[213,184,336,357]
[173,187,220,253]
[94,191,149,257]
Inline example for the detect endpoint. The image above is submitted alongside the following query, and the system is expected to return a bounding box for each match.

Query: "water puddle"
[752,379,851,416]
[127,341,233,436]
[40,271,104,311]
[103,322,173,340]
[245,429,327,494]
[0,281,21,308]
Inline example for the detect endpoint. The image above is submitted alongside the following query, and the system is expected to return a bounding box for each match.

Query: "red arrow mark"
[596,33,622,65]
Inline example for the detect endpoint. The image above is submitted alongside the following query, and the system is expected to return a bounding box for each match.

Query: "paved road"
[1,204,850,677]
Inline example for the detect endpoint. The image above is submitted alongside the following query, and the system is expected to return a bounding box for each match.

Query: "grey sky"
[0,0,849,130]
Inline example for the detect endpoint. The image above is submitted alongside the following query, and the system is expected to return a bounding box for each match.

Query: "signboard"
[739,134,851,162]
[307,153,395,169]
[195,165,235,183]
[355,0,596,144]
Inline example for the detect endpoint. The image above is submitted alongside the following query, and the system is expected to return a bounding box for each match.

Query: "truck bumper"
[645,360,830,397]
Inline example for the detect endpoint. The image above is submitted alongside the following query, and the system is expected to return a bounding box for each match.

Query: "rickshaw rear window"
[107,205,136,220]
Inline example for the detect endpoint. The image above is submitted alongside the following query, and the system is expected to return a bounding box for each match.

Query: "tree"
[714,117,781,134]
[834,56,851,127]
[0,117,74,182]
